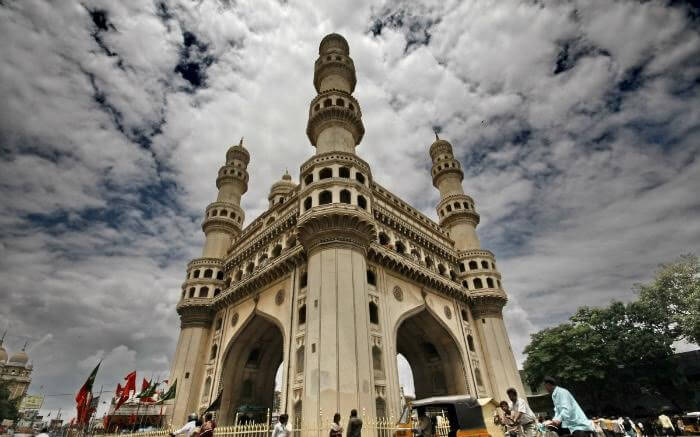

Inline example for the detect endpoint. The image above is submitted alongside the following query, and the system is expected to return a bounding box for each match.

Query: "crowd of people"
[494,377,694,437]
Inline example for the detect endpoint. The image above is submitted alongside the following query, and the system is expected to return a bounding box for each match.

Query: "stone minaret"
[429,136,524,400]
[169,140,249,422]
[297,33,376,427]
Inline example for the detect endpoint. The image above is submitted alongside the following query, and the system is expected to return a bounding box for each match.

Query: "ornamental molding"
[457,249,496,260]
[187,257,225,269]
[298,177,372,199]
[313,58,357,92]
[300,151,371,176]
[306,105,365,146]
[439,209,480,228]
[297,206,376,255]
[372,183,447,238]
[367,243,467,303]
[226,209,298,266]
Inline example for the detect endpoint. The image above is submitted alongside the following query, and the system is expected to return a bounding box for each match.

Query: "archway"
[218,314,285,424]
[395,309,468,399]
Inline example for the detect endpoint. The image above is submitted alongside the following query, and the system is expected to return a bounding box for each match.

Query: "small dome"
[268,170,296,201]
[26,361,33,370]
[226,138,250,165]
[0,345,7,363]
[9,349,28,365]
[319,33,349,55]
[429,136,454,159]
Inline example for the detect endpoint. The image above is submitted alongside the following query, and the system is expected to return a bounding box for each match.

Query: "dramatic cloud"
[1,0,698,417]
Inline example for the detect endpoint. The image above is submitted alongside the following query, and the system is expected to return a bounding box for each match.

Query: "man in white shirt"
[508,388,537,437]
[272,414,291,437]
[171,413,199,437]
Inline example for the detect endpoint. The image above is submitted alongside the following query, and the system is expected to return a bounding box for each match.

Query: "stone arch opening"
[218,314,284,424]
[395,309,468,398]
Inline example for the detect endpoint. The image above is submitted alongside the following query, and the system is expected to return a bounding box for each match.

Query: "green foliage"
[523,254,699,414]
[0,382,19,422]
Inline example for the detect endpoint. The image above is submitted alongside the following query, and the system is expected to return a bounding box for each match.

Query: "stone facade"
[0,336,33,401]
[168,33,524,428]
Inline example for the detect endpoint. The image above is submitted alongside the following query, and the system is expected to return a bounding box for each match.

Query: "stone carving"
[392,286,403,301]
[276,289,285,305]
[444,305,452,319]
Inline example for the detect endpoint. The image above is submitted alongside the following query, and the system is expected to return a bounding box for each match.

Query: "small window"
[378,232,390,245]
[356,172,365,184]
[319,168,332,179]
[235,270,242,281]
[454,202,462,209]
[336,98,344,107]
[340,189,351,203]
[357,195,367,210]
[367,269,376,286]
[348,103,354,111]
[272,244,282,258]
[450,270,457,281]
[216,271,224,280]
[462,309,469,322]
[215,318,222,330]
[475,368,484,387]
[304,196,312,211]
[395,241,406,254]
[469,260,478,270]
[204,269,213,278]
[319,190,332,205]
[369,301,379,324]
[189,287,195,298]
[214,288,221,297]
[300,272,308,288]
[339,167,350,178]
[463,202,469,209]
[304,174,313,185]
[298,305,306,325]
[462,280,469,289]
[474,278,483,289]
[314,103,320,111]
[467,334,475,351]
[286,235,297,248]
[459,263,466,272]
[193,270,200,279]
[481,260,489,269]
[487,278,494,288]
[446,205,452,212]
[199,286,209,297]
[425,257,434,268]
[210,344,218,360]
[211,210,218,217]
[296,347,305,374]
[324,99,332,108]
[246,262,254,273]
[438,264,446,276]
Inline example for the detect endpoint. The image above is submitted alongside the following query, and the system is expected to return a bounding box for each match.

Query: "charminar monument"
[168,34,524,427]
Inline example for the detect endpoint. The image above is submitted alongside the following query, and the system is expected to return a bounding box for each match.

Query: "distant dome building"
[0,334,33,400]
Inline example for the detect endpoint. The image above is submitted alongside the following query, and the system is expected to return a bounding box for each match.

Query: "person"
[415,407,434,437]
[171,413,199,437]
[658,414,674,436]
[346,409,362,437]
[592,418,605,437]
[674,417,684,436]
[495,401,521,437]
[330,413,343,437]
[200,413,216,437]
[536,417,547,437]
[508,388,537,437]
[36,427,50,437]
[272,414,291,437]
[542,376,594,437]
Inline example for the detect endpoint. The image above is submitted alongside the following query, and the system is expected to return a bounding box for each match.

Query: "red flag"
[115,383,123,399]
[141,378,149,392]
[75,362,100,426]
[115,371,136,411]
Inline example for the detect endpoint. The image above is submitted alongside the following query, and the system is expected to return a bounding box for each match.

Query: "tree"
[0,382,19,422]
[636,254,700,345]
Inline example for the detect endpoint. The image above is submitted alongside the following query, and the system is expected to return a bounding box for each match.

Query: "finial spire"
[0,330,5,345]
[239,137,244,147]
[22,340,28,351]
[434,129,440,141]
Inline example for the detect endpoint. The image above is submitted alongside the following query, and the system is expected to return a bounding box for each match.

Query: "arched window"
[454,202,462,209]
[462,280,469,289]
[474,368,484,387]
[348,103,354,111]
[378,232,390,245]
[336,98,344,107]
[296,347,305,374]
[211,210,218,216]
[319,190,332,205]
[303,196,312,211]
[216,271,224,280]
[246,348,260,368]
[193,270,200,279]
[189,287,195,298]
[229,210,236,218]
[298,304,306,325]
[357,195,367,209]
[272,244,282,258]
[461,309,469,322]
[467,335,475,351]
[242,379,253,399]
[375,397,386,419]
[215,318,222,330]
[202,377,212,402]
[339,167,350,178]
[300,271,308,288]
[304,174,313,185]
[210,344,218,360]
[286,235,297,248]
[463,202,469,209]
[323,99,332,108]
[411,248,421,260]
[372,346,383,371]
[369,301,379,324]
[235,270,242,281]
[203,269,213,278]
[314,103,320,112]
[446,205,452,212]
[319,168,332,179]
[259,253,268,264]
[182,290,186,299]
[481,260,489,269]
[459,262,466,272]
[355,172,365,184]
[474,278,483,289]
[340,189,351,203]
[395,241,406,254]
[486,278,494,288]
[438,264,446,276]
[450,270,457,281]
[367,270,376,286]
[468,260,478,270]
[199,287,209,297]
[425,256,434,268]
[214,288,221,297]
[246,262,254,273]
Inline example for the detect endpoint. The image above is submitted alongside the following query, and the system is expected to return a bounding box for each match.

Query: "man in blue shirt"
[543,376,594,437]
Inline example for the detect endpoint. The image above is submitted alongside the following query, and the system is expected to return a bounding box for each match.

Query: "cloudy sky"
[1,0,699,419]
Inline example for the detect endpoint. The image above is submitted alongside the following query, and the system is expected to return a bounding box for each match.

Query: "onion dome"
[0,345,7,364]
[429,133,454,160]
[268,170,296,204]
[319,33,350,55]
[9,349,28,365]
[226,137,250,165]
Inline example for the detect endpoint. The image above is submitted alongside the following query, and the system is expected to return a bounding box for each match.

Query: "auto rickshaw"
[395,395,500,437]
[682,413,700,435]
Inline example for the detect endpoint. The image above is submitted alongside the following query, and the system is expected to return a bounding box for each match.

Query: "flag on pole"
[156,379,176,404]
[139,380,159,402]
[75,361,101,426]
[115,371,136,411]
